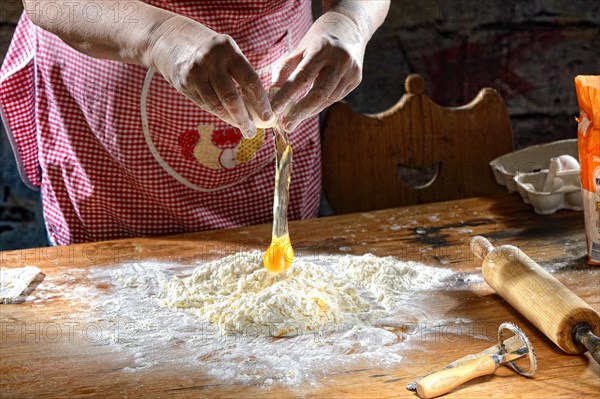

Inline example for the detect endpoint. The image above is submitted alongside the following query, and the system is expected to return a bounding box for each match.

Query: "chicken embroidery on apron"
[178,125,265,170]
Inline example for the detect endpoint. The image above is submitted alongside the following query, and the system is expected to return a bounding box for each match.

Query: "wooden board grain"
[321,74,514,214]
[1,194,598,398]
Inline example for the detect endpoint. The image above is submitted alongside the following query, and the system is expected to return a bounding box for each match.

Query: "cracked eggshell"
[245,101,293,129]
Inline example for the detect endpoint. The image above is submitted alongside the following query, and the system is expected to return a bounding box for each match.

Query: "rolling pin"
[471,236,600,363]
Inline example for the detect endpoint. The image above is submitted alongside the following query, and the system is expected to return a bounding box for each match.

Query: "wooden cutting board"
[1,194,598,398]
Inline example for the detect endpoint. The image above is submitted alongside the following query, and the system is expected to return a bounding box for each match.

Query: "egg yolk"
[263,235,294,273]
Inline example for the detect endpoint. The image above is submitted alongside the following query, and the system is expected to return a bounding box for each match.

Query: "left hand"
[271,12,368,133]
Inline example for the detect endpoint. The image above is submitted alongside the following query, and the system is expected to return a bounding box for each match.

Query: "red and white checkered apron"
[0,0,321,246]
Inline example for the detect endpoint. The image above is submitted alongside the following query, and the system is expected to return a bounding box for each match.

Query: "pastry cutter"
[406,322,537,398]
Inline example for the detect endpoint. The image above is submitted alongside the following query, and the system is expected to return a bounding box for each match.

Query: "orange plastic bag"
[575,75,600,265]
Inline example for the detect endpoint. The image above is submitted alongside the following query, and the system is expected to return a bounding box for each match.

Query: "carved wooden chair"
[321,74,514,214]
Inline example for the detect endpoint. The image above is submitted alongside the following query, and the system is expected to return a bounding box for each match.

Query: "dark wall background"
[1,0,599,250]
[342,0,599,149]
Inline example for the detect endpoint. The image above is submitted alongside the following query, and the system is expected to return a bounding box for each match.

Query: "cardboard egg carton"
[490,139,582,215]
[513,169,582,215]
[490,139,578,192]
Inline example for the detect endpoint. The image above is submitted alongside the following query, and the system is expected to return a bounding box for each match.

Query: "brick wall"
[1,0,599,250]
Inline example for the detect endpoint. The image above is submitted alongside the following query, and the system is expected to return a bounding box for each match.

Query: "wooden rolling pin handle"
[416,355,498,399]
[471,236,494,261]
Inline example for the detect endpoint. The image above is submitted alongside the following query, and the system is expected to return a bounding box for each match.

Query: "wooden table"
[1,194,598,398]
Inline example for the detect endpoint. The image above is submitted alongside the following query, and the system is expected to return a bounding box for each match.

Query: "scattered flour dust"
[84,251,453,388]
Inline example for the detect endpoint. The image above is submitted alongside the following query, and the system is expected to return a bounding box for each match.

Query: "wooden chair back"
[321,74,514,214]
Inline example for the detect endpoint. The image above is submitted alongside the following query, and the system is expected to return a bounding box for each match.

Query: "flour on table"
[80,252,455,387]
[336,254,452,305]
[160,251,370,336]
[0,266,43,304]
[158,251,452,336]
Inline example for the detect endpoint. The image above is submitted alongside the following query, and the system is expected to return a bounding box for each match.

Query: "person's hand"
[271,12,367,133]
[148,16,273,138]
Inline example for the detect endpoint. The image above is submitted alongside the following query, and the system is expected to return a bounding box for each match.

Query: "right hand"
[148,16,273,138]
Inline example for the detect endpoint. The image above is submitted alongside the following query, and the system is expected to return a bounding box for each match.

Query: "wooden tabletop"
[1,194,598,398]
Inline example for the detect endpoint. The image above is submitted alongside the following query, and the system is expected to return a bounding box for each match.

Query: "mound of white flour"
[69,252,462,387]
[159,251,451,336]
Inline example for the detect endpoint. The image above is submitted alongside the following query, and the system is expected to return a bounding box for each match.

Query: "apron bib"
[0,1,320,245]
